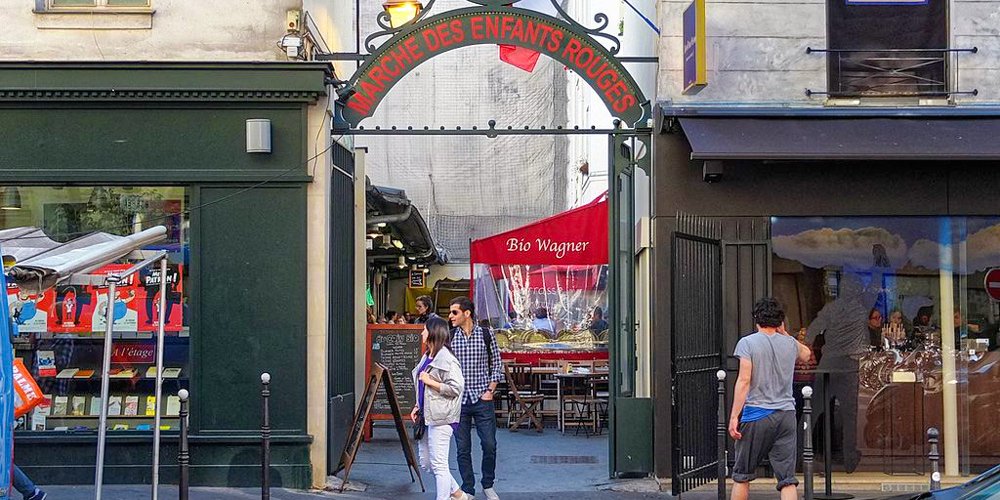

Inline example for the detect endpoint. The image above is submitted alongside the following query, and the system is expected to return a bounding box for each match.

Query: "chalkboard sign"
[367,324,424,420]
[334,363,423,493]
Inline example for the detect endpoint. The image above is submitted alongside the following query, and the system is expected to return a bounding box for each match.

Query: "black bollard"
[928,427,941,491]
[716,370,727,500]
[802,386,814,500]
[178,389,190,500]
[261,373,271,500]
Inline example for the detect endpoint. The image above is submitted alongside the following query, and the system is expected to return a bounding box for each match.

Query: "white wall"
[0,0,301,60]
[656,0,1000,104]
[566,0,659,208]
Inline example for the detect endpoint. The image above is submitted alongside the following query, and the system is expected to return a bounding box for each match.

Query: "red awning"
[470,194,608,266]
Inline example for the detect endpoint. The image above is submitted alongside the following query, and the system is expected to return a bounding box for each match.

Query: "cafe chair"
[503,363,545,433]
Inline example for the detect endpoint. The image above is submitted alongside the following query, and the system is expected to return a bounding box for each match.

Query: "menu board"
[366,325,424,419]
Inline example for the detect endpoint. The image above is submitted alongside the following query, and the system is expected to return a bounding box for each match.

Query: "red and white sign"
[111,342,156,364]
[986,268,1000,302]
[470,194,608,266]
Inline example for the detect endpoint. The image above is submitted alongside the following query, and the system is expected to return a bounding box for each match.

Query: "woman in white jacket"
[411,317,469,500]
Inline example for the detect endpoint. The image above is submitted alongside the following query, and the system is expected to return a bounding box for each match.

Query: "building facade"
[0,0,353,489]
[651,0,1000,489]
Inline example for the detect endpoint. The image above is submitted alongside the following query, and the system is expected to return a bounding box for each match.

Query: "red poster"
[8,282,54,334]
[91,264,140,333]
[47,282,97,334]
[136,263,183,332]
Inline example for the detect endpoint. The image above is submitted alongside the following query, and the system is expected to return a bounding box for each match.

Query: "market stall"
[470,195,609,364]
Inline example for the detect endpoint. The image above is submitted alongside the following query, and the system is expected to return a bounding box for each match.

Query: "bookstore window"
[824,0,951,98]
[4,186,189,433]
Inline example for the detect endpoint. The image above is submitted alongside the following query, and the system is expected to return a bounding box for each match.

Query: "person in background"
[12,464,46,500]
[867,308,884,350]
[502,311,518,329]
[729,298,811,500]
[366,307,377,324]
[448,297,503,500]
[410,317,469,500]
[588,306,609,335]
[414,295,439,324]
[531,307,556,337]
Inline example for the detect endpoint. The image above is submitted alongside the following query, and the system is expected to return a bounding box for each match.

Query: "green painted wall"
[3,63,327,488]
[191,185,309,434]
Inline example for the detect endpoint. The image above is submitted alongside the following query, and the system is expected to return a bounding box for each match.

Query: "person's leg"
[779,484,798,500]
[428,425,458,500]
[472,400,498,491]
[769,411,800,497]
[145,295,156,323]
[418,429,431,472]
[12,464,36,496]
[731,482,750,500]
[455,404,476,496]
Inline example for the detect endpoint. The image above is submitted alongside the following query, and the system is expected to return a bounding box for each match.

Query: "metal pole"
[261,373,271,500]
[928,427,941,491]
[152,257,168,500]
[716,370,727,500]
[178,389,190,500]
[94,277,119,500]
[803,386,815,500]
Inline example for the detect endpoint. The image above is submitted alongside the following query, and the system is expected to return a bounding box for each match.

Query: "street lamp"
[383,0,423,28]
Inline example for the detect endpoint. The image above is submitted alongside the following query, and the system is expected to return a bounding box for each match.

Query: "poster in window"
[91,264,140,333]
[136,263,184,332]
[8,283,54,333]
[47,283,97,334]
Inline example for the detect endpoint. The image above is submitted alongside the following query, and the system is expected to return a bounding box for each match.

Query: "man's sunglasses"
[448,310,461,316]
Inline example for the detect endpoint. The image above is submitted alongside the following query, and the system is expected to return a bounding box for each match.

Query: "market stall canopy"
[2,226,167,293]
[470,194,608,266]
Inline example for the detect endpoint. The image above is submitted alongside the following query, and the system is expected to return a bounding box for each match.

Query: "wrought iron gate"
[671,215,725,496]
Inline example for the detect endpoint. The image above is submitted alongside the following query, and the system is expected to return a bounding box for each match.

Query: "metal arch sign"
[341,6,649,128]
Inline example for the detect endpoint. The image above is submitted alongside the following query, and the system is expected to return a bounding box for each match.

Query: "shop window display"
[2,187,189,433]
[772,216,1000,474]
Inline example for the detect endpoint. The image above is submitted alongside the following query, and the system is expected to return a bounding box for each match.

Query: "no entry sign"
[986,268,1000,301]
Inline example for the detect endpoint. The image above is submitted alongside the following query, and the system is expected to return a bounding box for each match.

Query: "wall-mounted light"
[383,0,423,28]
[246,119,272,154]
[1,187,22,210]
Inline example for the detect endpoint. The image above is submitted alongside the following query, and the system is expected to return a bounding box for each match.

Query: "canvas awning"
[469,194,608,266]
[3,226,167,293]
[665,107,1000,161]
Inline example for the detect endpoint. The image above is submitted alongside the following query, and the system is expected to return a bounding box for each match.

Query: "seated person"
[588,306,609,335]
[502,311,518,329]
[531,307,556,338]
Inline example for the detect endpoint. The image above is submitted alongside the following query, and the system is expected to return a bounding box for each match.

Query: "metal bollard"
[717,370,727,500]
[178,389,190,500]
[802,386,814,500]
[261,373,272,500]
[928,427,941,491]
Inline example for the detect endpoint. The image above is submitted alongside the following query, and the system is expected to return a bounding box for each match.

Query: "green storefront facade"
[0,61,332,487]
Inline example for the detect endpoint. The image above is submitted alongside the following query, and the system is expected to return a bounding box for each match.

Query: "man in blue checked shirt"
[448,297,503,500]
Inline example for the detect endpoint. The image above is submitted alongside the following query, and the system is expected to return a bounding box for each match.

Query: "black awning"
[679,117,1000,161]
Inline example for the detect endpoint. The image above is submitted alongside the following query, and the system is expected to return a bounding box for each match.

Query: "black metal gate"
[671,215,725,496]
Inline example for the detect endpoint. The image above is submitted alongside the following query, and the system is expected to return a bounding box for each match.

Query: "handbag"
[413,411,426,441]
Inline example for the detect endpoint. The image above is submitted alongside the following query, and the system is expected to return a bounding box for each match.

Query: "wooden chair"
[536,359,562,421]
[503,363,544,433]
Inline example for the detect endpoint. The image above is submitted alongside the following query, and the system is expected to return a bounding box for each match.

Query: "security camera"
[280,34,302,58]
[703,160,723,183]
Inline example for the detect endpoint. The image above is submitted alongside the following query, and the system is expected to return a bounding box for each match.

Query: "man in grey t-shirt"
[729,298,811,500]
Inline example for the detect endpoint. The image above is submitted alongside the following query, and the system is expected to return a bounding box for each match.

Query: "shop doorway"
[324,0,656,485]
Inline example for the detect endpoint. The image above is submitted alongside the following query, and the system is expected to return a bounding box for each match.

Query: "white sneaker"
[483,487,500,500]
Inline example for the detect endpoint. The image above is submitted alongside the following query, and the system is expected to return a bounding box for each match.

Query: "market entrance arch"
[331,0,654,482]
[335,1,650,129]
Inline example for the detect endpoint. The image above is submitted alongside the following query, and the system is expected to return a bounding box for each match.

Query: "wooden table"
[553,370,608,433]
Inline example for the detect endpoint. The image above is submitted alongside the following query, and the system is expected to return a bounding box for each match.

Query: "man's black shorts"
[732,409,799,491]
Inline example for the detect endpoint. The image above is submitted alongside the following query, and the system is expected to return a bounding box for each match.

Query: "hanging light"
[1,187,22,210]
[383,0,423,28]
